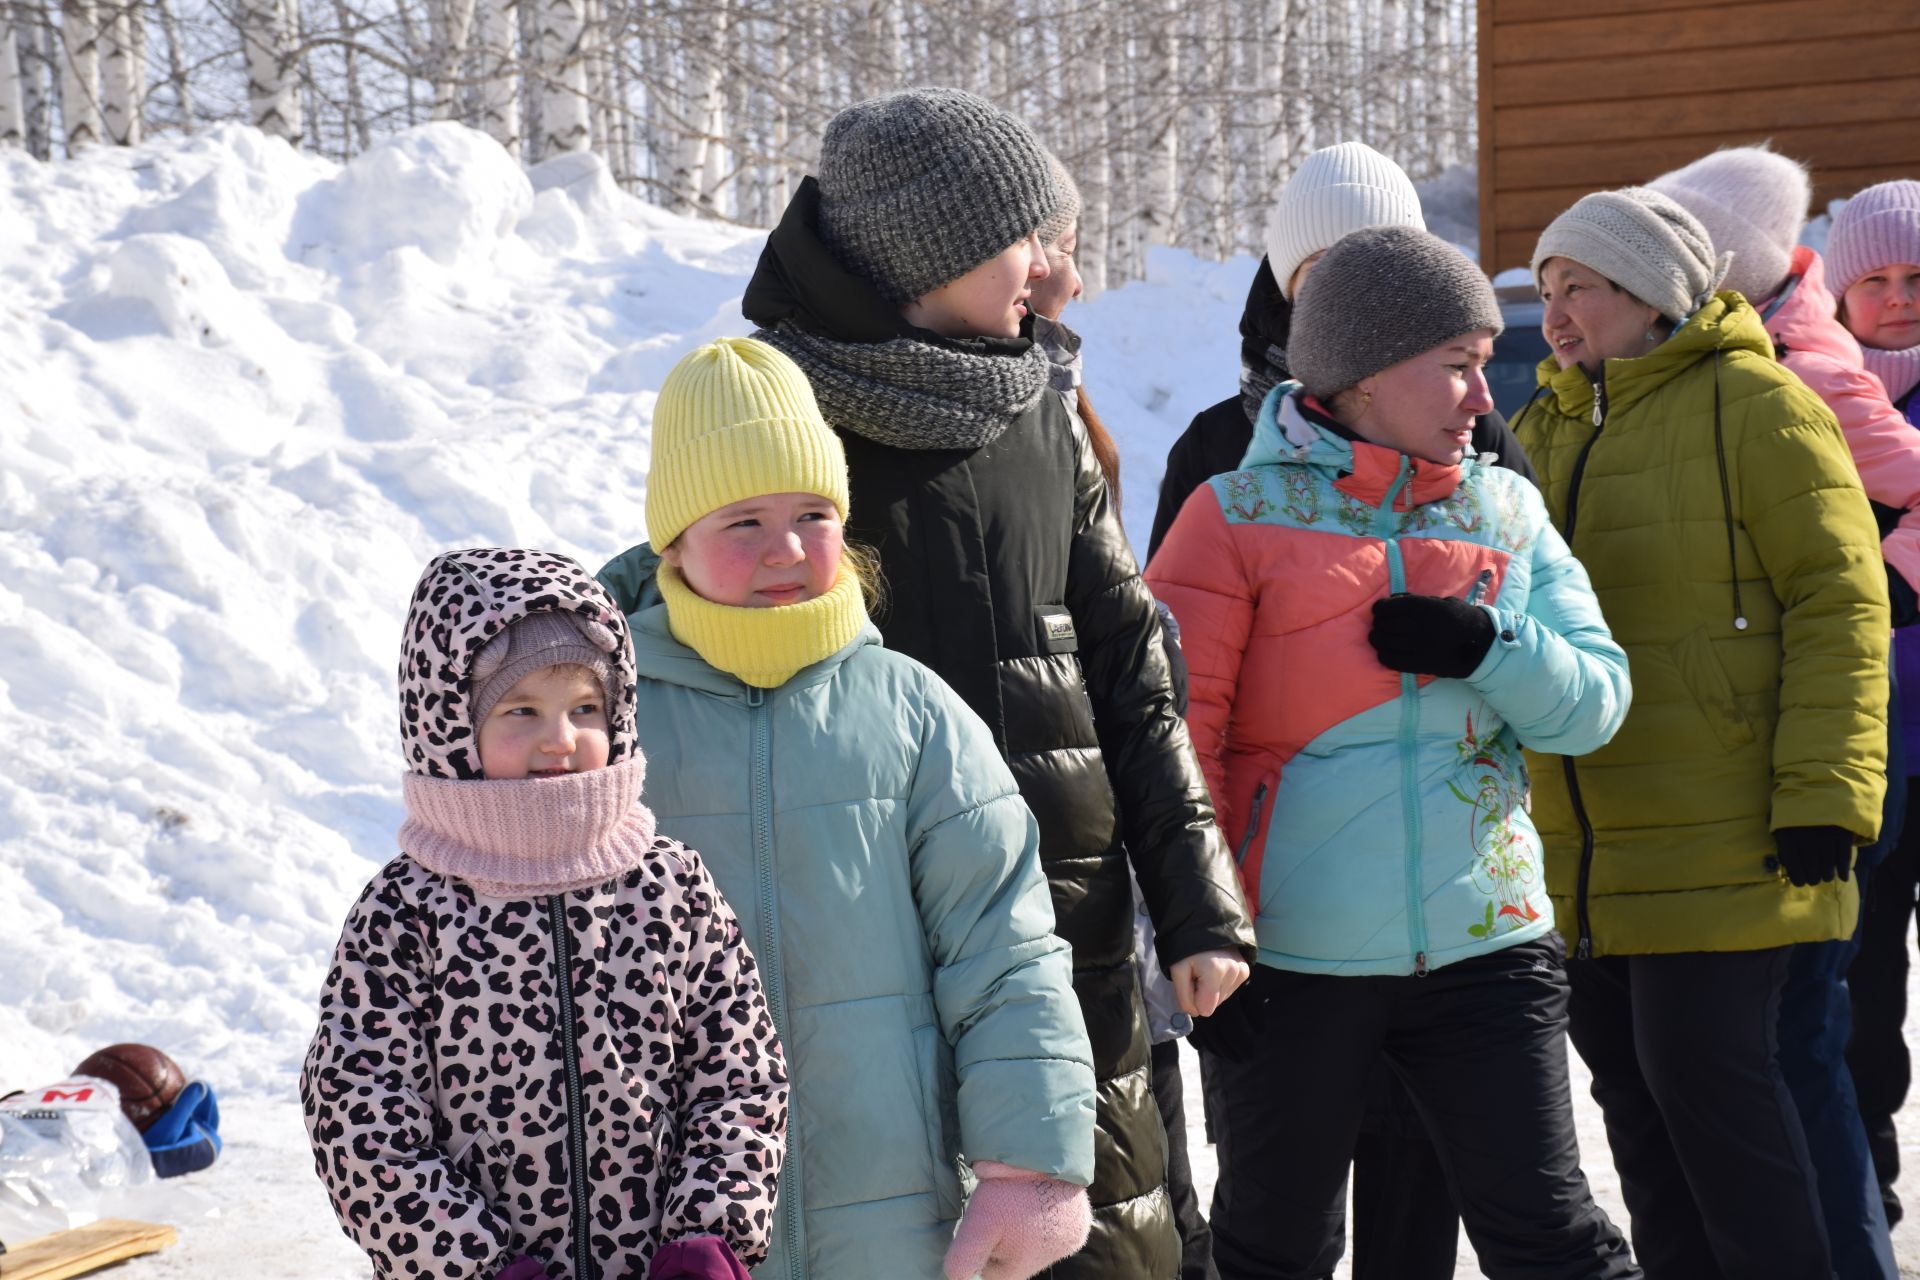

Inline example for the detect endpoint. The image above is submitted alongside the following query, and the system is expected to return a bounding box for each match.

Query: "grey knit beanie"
[1037,151,1081,247]
[1649,145,1809,305]
[470,610,618,732]
[1531,187,1731,322]
[1289,225,1504,400]
[816,87,1062,305]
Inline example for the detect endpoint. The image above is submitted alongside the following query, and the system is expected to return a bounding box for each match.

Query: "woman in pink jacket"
[1651,145,1913,1280]
[1828,177,1920,1239]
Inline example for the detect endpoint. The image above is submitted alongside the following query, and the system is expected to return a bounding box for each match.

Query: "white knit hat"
[1264,142,1425,298]
[1649,145,1809,305]
[1531,187,1731,322]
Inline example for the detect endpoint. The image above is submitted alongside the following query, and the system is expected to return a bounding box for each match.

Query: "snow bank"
[0,123,1242,1096]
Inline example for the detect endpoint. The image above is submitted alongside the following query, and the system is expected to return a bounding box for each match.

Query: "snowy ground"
[0,123,1911,1275]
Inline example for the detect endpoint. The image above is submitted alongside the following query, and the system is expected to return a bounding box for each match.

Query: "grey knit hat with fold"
[1037,151,1082,247]
[816,87,1063,305]
[1289,225,1504,400]
[1531,186,1731,322]
[470,610,618,732]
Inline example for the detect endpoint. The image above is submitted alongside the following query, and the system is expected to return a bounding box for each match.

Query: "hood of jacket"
[1535,292,1773,422]
[741,176,1037,362]
[1764,245,1863,368]
[596,542,882,699]
[400,548,638,779]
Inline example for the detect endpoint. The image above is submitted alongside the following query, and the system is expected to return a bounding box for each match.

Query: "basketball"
[73,1043,187,1133]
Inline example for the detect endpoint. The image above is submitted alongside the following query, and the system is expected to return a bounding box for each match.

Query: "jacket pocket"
[449,1124,510,1206]
[913,1021,964,1220]
[1033,605,1079,654]
[1670,626,1755,751]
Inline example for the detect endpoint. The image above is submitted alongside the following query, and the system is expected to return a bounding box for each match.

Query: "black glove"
[1889,563,1919,629]
[1369,594,1496,678]
[1185,962,1279,1066]
[1772,825,1855,886]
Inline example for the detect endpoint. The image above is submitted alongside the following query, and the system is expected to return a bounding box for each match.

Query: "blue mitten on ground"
[143,1081,221,1178]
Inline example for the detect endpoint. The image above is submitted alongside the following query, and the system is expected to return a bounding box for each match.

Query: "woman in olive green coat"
[1513,187,1888,1280]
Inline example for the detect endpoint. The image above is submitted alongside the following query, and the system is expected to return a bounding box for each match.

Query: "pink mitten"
[646,1234,751,1280]
[942,1161,1092,1280]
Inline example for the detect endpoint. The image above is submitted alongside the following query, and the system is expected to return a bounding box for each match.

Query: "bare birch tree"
[57,0,98,150]
[238,0,300,142]
[0,1,23,146]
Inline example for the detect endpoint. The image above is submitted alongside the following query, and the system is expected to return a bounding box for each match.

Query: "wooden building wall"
[1478,0,1920,276]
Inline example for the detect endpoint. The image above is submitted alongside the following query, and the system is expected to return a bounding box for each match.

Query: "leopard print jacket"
[301,549,787,1279]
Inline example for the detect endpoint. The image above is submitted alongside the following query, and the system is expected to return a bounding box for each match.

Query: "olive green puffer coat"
[1514,293,1888,958]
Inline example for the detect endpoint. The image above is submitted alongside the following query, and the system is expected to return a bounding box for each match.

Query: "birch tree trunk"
[57,0,98,151]
[98,0,137,144]
[24,3,50,157]
[154,0,190,132]
[1073,9,1110,297]
[1135,0,1178,253]
[239,0,301,143]
[0,1,23,146]
[474,0,517,153]
[534,0,588,153]
[427,0,477,120]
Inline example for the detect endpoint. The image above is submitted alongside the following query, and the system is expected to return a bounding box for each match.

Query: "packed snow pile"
[0,123,1244,1097]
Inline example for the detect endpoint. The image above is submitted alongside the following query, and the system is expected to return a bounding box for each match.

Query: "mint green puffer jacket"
[599,548,1097,1280]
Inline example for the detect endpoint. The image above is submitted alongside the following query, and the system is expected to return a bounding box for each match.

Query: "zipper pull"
[746,686,765,707]
[1414,951,1429,977]
[1465,568,1493,606]
[1575,936,1592,961]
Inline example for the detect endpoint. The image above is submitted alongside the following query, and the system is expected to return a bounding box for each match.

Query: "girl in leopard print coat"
[300,548,787,1280]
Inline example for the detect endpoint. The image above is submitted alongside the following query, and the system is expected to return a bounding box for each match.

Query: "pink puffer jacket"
[1766,245,1920,589]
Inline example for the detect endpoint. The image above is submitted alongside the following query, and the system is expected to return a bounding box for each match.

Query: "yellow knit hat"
[645,337,849,551]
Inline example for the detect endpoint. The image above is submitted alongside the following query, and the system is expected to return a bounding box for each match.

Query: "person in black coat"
[1147,142,1539,1280]
[742,87,1256,1280]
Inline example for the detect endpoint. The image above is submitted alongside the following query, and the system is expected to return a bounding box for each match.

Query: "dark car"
[1489,284,1550,424]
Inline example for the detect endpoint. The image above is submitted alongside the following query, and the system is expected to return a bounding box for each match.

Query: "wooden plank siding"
[1477,0,1920,274]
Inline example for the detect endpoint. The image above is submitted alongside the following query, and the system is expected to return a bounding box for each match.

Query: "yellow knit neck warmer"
[657,562,868,689]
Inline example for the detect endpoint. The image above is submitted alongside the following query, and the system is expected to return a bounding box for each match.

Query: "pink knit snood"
[399,755,659,897]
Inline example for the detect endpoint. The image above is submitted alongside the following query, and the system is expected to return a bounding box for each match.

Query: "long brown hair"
[1076,385,1122,512]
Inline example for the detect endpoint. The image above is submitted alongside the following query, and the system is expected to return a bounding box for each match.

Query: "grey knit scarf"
[754,320,1052,451]
[1240,341,1290,425]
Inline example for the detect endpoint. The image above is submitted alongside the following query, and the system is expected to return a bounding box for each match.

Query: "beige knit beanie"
[1531,187,1732,322]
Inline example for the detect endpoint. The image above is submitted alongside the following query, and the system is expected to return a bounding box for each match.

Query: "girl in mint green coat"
[599,337,1097,1280]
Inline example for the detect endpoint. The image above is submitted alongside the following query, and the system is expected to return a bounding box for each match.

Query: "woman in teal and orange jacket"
[1146,226,1638,1280]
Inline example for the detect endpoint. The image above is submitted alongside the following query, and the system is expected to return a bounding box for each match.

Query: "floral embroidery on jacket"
[1450,709,1542,940]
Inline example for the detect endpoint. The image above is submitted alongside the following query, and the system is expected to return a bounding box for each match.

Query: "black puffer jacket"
[745,184,1254,1280]
[1147,257,1537,562]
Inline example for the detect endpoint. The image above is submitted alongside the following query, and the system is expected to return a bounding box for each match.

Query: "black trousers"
[1351,1070,1460,1280]
[1849,774,1920,1227]
[1566,948,1830,1279]
[1208,938,1638,1280]
[1152,1038,1220,1280]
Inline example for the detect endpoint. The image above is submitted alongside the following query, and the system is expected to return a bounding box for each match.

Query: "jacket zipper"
[1234,784,1268,865]
[744,686,801,1278]
[545,892,595,1280]
[1560,370,1611,960]
[1376,458,1429,976]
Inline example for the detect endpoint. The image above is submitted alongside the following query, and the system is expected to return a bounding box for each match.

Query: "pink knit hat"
[1828,179,1920,297]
